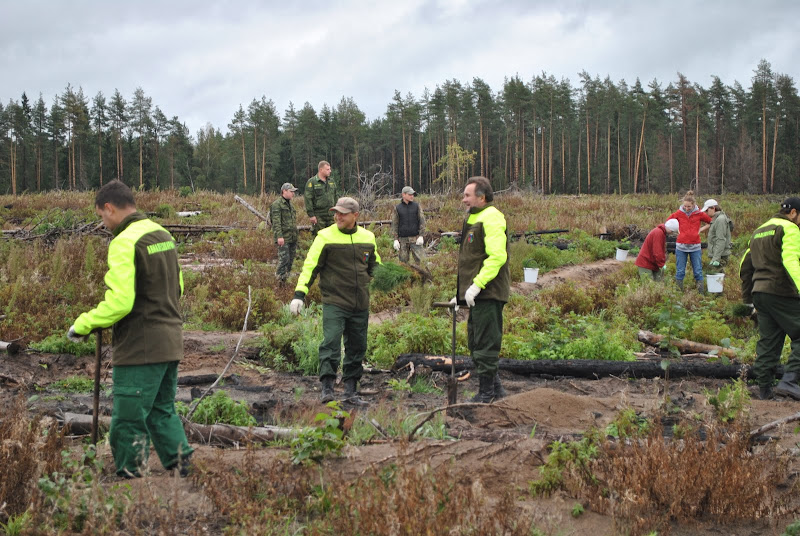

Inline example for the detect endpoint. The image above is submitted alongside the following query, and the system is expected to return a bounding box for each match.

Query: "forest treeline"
[0,59,797,197]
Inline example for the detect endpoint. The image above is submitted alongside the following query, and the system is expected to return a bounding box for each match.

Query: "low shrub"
[367,312,469,369]
[257,304,323,375]
[184,390,257,426]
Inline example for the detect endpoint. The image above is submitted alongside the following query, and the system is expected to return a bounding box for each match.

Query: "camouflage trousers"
[276,242,297,282]
[398,236,425,264]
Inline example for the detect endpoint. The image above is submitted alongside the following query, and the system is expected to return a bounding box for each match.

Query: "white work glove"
[289,299,304,315]
[448,296,459,313]
[415,236,424,246]
[464,283,481,307]
[67,325,83,342]
[393,240,400,251]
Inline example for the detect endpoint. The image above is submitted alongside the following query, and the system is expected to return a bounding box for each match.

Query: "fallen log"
[177,374,237,386]
[0,340,21,355]
[60,412,298,446]
[637,330,738,358]
[394,353,760,380]
[184,422,297,446]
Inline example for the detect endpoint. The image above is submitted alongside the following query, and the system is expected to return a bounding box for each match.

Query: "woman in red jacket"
[635,219,679,280]
[669,190,712,291]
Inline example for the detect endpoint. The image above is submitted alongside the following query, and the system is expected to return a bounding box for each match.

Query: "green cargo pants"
[752,292,800,388]
[312,212,335,237]
[110,361,193,477]
[319,304,369,382]
[467,299,505,376]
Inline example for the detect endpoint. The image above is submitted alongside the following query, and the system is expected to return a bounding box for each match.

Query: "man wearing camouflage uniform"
[271,182,299,285]
[304,160,337,236]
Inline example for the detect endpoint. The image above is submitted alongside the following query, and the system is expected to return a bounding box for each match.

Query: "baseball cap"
[782,197,800,212]
[330,197,360,214]
[401,186,416,195]
[701,199,718,212]
[281,182,298,191]
[664,219,680,233]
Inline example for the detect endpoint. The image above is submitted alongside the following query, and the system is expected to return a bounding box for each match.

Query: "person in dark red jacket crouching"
[635,218,680,281]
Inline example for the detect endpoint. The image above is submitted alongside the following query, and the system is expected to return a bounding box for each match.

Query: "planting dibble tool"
[92,328,102,445]
[433,302,459,405]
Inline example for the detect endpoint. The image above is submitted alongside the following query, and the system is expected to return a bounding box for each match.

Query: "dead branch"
[407,402,521,441]
[185,286,253,421]
[637,330,738,358]
[234,194,270,223]
[749,411,800,440]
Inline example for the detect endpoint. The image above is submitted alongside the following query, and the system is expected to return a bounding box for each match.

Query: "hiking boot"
[167,454,193,477]
[320,377,335,403]
[470,374,496,404]
[775,373,800,400]
[758,384,774,401]
[696,280,705,294]
[493,374,508,400]
[343,378,368,407]
[676,280,684,290]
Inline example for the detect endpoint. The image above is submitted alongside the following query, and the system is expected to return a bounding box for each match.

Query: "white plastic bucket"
[523,267,539,283]
[706,273,724,293]
[615,248,628,261]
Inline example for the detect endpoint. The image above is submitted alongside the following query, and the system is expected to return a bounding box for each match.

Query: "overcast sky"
[2,0,798,138]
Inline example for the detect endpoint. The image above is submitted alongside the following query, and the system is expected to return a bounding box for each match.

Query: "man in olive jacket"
[304,160,337,236]
[271,182,299,285]
[68,180,192,477]
[453,176,510,403]
[290,197,381,404]
[740,197,800,400]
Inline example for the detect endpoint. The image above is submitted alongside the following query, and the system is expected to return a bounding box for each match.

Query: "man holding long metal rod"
[453,176,510,403]
[68,179,192,478]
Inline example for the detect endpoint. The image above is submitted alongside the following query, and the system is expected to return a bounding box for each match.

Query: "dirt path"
[513,257,633,293]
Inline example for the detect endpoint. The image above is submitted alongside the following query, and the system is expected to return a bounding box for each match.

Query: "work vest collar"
[113,212,147,236]
[468,203,492,215]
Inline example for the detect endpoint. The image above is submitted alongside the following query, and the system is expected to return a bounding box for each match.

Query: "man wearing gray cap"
[740,197,800,400]
[290,197,381,405]
[391,185,426,264]
[271,183,299,285]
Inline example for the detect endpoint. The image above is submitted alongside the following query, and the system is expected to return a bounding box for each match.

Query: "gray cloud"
[2,0,798,137]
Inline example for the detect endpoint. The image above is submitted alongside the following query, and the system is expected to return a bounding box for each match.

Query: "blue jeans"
[675,249,703,282]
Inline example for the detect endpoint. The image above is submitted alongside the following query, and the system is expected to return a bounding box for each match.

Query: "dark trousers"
[276,241,297,281]
[318,304,369,381]
[467,299,505,376]
[752,292,800,387]
[312,213,335,237]
[110,361,193,476]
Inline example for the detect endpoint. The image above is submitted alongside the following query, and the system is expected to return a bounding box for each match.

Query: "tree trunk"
[240,128,247,191]
[633,108,647,193]
[585,109,591,192]
[762,100,768,194]
[695,115,700,192]
[770,115,780,192]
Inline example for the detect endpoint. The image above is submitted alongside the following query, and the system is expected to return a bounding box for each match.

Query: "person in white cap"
[702,198,732,269]
[289,197,381,405]
[391,185,426,264]
[270,182,300,285]
[635,219,680,281]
